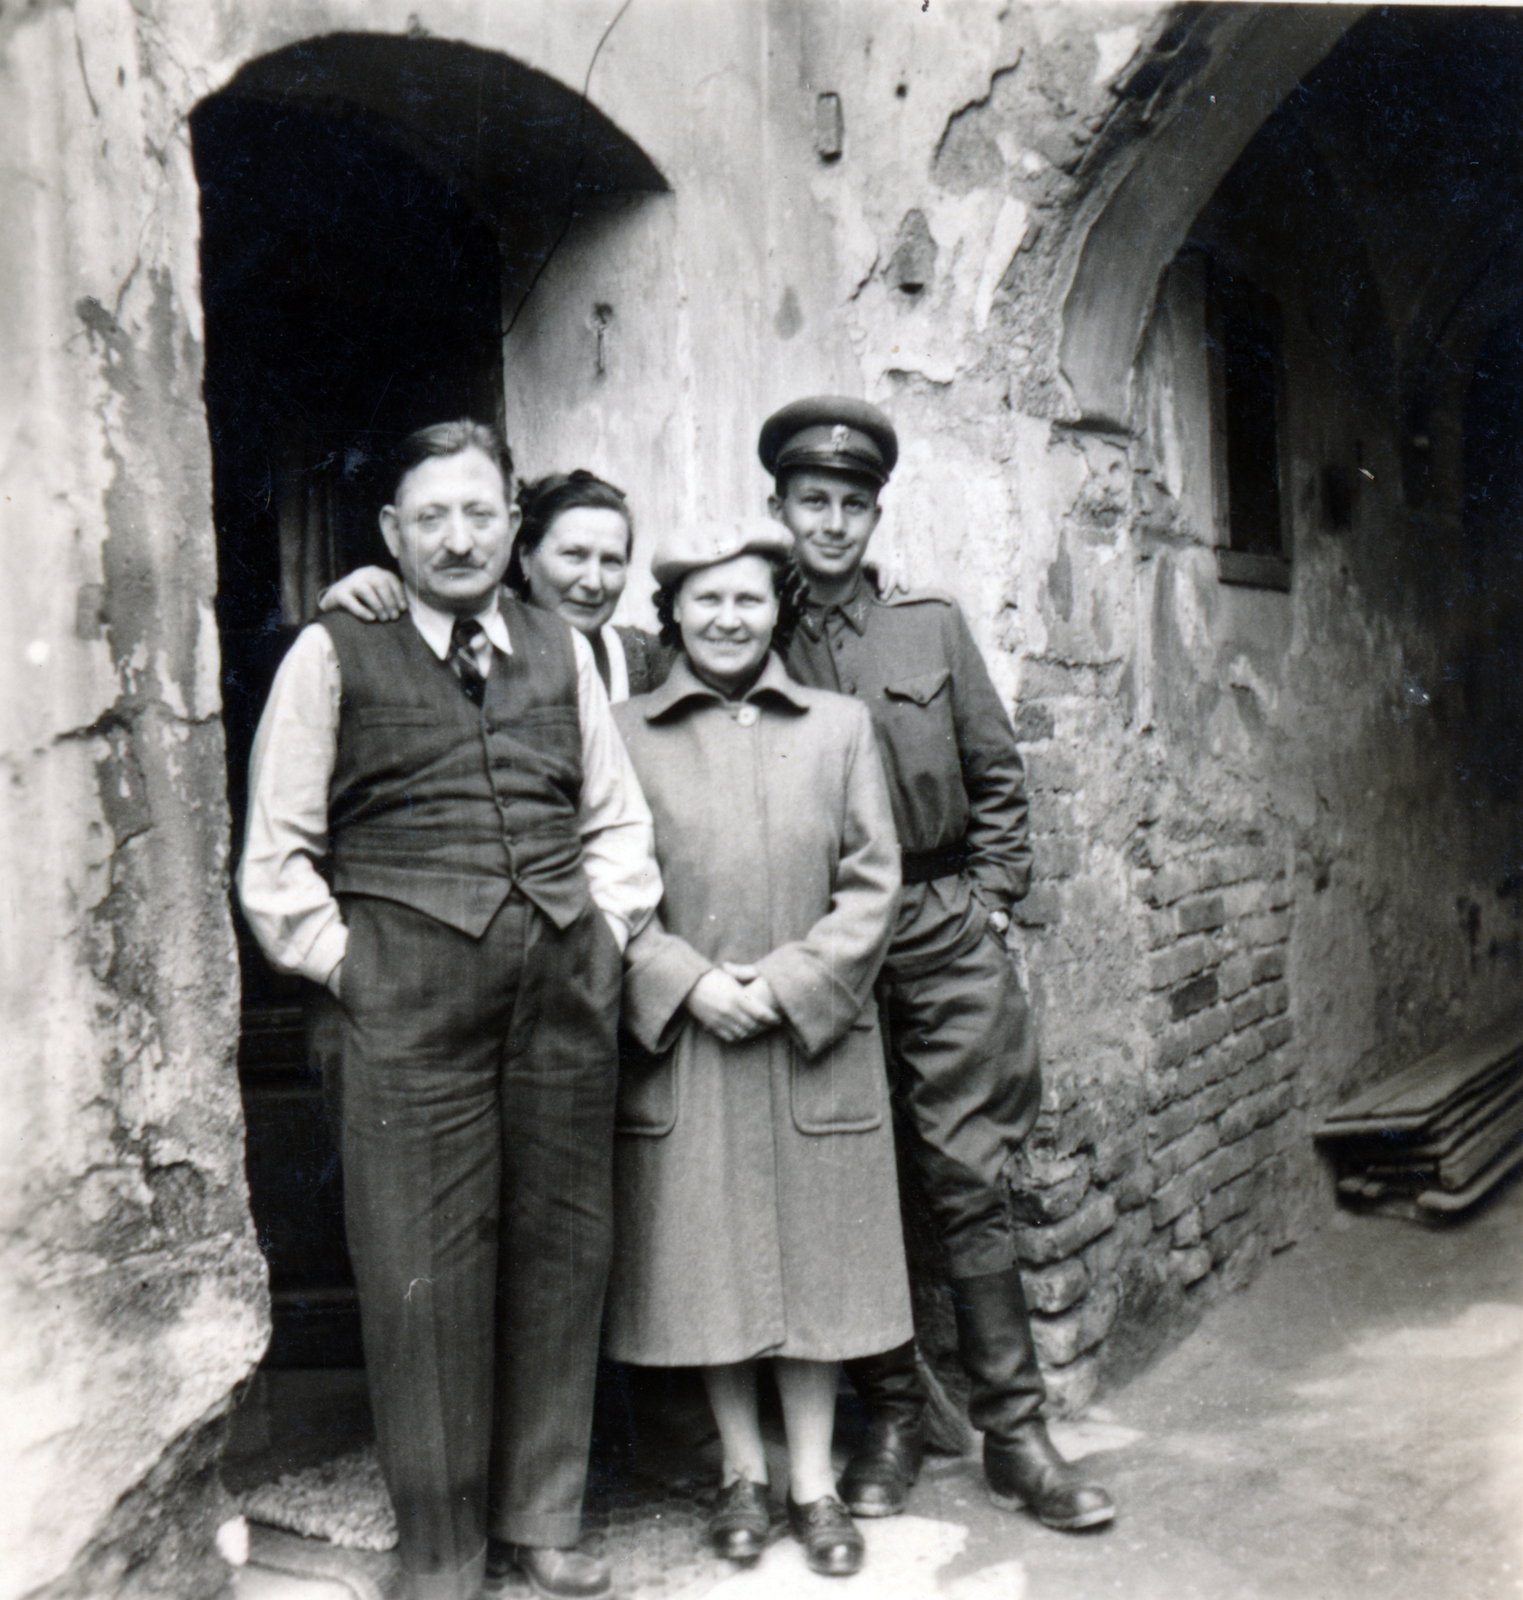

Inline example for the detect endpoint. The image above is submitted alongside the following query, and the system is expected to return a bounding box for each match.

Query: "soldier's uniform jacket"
[784,572,1031,981]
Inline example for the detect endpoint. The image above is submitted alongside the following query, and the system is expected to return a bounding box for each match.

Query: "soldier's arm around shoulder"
[935,597,1033,908]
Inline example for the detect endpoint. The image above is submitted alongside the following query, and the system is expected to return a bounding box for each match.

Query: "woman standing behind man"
[321,469,673,700]
[609,520,910,1578]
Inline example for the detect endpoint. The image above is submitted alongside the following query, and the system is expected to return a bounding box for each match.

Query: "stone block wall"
[907,613,1313,1418]
[1013,774,1301,1408]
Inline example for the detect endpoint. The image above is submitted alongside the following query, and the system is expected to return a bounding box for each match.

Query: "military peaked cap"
[758,396,899,485]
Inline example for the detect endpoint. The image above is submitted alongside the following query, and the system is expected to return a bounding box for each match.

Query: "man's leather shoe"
[838,1415,925,1517]
[786,1495,864,1577]
[503,1544,612,1599]
[840,1339,929,1518]
[984,1424,1115,1531]
[708,1477,771,1561]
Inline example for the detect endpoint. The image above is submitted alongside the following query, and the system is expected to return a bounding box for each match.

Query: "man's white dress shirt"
[597,623,631,704]
[238,592,661,991]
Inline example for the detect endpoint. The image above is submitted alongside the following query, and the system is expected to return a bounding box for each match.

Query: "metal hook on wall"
[589,302,614,376]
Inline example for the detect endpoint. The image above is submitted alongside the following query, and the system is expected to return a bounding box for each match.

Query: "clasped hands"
[685,962,781,1043]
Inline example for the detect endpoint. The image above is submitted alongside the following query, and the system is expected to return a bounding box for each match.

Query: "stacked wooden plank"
[1316,1004,1523,1216]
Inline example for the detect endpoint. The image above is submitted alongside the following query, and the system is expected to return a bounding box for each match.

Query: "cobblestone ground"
[581,1465,715,1600]
[232,1176,1523,1600]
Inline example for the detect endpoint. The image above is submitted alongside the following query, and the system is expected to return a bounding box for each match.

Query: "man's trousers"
[326,891,621,1600]
[876,921,1042,1278]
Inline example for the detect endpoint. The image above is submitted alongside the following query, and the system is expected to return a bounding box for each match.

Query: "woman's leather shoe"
[786,1494,864,1577]
[708,1477,771,1561]
[507,1544,612,1599]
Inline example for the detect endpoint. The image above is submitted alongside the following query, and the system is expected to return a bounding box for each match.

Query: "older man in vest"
[238,420,660,1600]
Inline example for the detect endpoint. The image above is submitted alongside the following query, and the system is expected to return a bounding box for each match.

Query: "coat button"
[736,704,759,727]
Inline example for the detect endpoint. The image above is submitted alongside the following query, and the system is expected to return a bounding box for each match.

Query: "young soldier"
[760,398,1116,1532]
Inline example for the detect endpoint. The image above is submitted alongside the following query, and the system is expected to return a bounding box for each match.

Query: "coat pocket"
[791,1014,887,1135]
[615,1027,678,1136]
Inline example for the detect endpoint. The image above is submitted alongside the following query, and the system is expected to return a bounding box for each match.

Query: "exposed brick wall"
[965,832,1301,1417]
[1137,842,1297,1293]
[900,621,1310,1420]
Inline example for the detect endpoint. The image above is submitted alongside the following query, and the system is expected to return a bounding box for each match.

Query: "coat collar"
[641,651,810,722]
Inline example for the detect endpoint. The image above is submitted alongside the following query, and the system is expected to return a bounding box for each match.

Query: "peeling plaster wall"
[730,0,1518,1412]
[573,0,1519,1408]
[1,5,267,1597]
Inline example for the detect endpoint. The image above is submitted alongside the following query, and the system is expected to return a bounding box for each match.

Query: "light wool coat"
[605,654,914,1366]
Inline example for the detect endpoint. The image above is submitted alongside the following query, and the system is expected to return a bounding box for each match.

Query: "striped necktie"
[447,618,488,706]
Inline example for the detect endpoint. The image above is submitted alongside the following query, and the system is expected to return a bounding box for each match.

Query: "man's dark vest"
[319,602,588,936]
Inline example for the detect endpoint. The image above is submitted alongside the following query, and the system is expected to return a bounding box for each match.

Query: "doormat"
[240,1445,724,1598]
[241,1446,397,1550]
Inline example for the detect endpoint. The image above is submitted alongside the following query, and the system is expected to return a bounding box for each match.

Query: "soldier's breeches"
[878,926,1041,1277]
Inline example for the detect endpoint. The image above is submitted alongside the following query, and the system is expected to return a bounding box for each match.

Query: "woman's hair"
[387,419,514,502]
[505,470,633,601]
[654,553,808,658]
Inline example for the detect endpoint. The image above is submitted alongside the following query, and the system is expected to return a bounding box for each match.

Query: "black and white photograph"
[2,3,1520,1598]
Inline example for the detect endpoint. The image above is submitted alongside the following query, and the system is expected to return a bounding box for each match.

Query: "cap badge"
[830,425,852,452]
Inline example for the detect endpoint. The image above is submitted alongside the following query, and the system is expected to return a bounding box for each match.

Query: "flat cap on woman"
[757,397,900,485]
[649,517,794,587]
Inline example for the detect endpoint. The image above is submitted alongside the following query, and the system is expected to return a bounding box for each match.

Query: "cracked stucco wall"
[502,0,1412,1411]
[734,0,1521,1407]
[1,6,265,1596]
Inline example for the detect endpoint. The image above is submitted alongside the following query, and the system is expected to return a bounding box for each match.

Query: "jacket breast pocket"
[791,1015,887,1135]
[883,668,950,708]
[615,1030,678,1137]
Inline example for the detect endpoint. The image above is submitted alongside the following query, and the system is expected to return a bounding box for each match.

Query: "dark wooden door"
[193,89,504,1367]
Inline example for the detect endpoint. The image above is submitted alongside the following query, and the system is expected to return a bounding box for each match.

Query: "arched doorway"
[1111,6,1523,1110]
[191,35,666,1365]
[1058,6,1364,427]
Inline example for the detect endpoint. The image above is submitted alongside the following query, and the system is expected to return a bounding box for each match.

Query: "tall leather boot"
[838,1341,928,1517]
[951,1268,1115,1531]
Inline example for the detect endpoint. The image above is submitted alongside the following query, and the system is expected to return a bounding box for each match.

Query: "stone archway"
[207,34,667,318]
[1112,4,1523,1162]
[1058,5,1365,428]
[190,34,667,1368]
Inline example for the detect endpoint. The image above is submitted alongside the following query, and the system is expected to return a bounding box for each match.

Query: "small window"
[1208,266,1291,590]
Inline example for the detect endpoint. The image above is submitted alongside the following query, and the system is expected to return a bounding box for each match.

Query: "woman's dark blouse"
[615,625,677,699]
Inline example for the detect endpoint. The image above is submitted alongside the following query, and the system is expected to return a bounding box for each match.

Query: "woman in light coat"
[607,519,910,1579]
